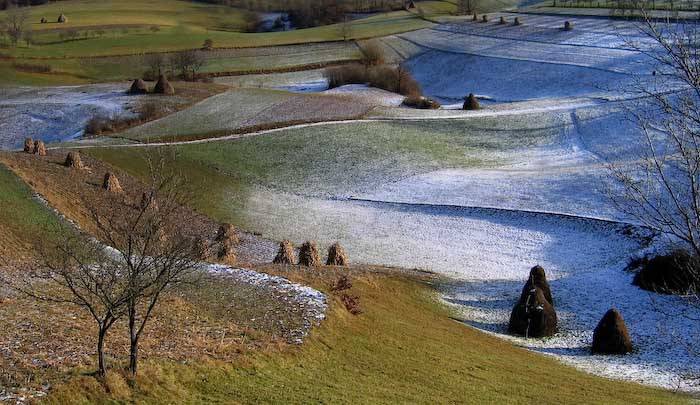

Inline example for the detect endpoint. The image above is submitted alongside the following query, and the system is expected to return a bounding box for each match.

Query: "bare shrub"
[360,40,385,66]
[340,293,362,315]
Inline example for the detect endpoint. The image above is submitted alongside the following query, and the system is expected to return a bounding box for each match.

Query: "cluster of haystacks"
[592,308,633,354]
[153,74,175,95]
[326,242,348,266]
[273,240,349,267]
[273,240,296,264]
[508,265,557,338]
[102,172,123,193]
[463,93,480,110]
[58,13,67,23]
[64,151,84,170]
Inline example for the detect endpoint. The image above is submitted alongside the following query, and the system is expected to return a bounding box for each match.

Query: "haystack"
[326,242,348,266]
[216,223,239,245]
[298,241,321,267]
[34,140,47,156]
[520,265,553,305]
[40,17,47,24]
[153,74,174,95]
[273,240,296,265]
[472,13,478,21]
[128,79,148,95]
[64,151,84,169]
[58,13,67,23]
[102,172,123,193]
[499,16,507,25]
[23,138,34,153]
[217,242,237,266]
[508,287,557,338]
[592,308,633,354]
[513,17,522,26]
[481,15,489,22]
[463,93,480,110]
[564,21,573,31]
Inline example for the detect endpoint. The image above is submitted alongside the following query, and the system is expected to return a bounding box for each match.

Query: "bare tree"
[2,4,31,47]
[143,52,168,78]
[609,2,700,307]
[170,49,206,81]
[457,0,478,14]
[338,13,352,41]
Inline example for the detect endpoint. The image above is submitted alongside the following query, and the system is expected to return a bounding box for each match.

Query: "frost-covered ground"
[0,83,142,150]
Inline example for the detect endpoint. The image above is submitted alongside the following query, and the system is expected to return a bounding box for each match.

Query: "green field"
[44,267,686,404]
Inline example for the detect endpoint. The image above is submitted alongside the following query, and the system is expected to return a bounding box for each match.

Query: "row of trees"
[143,49,207,81]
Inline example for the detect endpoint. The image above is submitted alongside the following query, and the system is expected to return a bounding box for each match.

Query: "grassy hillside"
[45,266,685,403]
[0,158,60,259]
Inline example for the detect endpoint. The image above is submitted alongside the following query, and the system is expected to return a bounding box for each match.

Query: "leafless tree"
[457,0,478,14]
[7,153,205,378]
[338,13,352,41]
[2,4,31,47]
[143,52,168,78]
[170,49,206,81]
[608,2,700,307]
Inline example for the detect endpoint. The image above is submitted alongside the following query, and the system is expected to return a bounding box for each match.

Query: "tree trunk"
[129,304,138,376]
[97,326,107,378]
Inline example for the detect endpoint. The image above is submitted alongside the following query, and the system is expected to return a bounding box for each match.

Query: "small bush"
[202,38,214,51]
[634,249,699,295]
[85,115,114,136]
[361,40,385,66]
[402,95,440,109]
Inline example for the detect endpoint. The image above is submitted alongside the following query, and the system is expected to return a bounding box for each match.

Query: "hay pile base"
[326,242,348,266]
[592,309,633,354]
[273,240,296,264]
[298,241,321,267]
[64,152,84,170]
[102,172,123,193]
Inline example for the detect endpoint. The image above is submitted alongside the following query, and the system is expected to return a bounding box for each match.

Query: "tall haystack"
[472,13,478,21]
[592,308,633,354]
[513,17,522,26]
[153,74,174,95]
[463,93,480,110]
[217,242,237,266]
[102,172,123,193]
[216,223,239,245]
[64,151,84,169]
[481,15,488,22]
[326,242,348,266]
[23,138,34,153]
[564,21,573,31]
[58,13,67,23]
[508,287,557,338]
[273,240,296,265]
[34,140,47,156]
[298,241,321,267]
[128,79,148,95]
[499,16,507,25]
[520,265,553,305]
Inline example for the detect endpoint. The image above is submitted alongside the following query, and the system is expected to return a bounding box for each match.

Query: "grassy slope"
[45,268,685,403]
[0,159,60,258]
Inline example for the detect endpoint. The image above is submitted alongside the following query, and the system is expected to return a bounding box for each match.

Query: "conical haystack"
[514,17,522,26]
[592,308,633,354]
[472,13,478,21]
[463,93,480,110]
[520,265,553,305]
[153,74,174,95]
[481,14,488,22]
[128,79,148,95]
[64,151,84,169]
[34,140,47,156]
[102,172,123,193]
[216,223,239,245]
[298,241,321,267]
[508,287,557,338]
[58,13,67,23]
[564,21,573,31]
[326,242,348,266]
[217,242,237,266]
[23,138,34,153]
[499,16,506,24]
[273,240,296,265]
